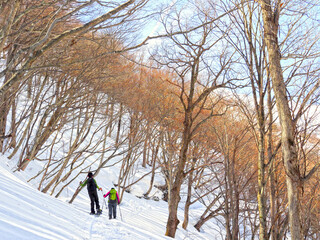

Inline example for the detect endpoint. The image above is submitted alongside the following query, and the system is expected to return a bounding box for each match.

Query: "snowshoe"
[96,209,102,215]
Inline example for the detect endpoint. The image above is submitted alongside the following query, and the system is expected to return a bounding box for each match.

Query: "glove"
[99,188,102,191]
[79,181,82,185]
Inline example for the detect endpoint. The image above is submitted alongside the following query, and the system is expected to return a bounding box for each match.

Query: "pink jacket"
[103,190,120,204]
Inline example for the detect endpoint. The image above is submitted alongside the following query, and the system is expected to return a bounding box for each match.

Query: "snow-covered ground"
[0,153,221,240]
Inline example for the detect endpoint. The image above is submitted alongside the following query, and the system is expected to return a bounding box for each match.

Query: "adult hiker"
[80,172,102,215]
[103,187,120,219]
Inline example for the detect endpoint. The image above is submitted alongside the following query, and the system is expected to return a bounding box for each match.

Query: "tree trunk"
[0,42,17,152]
[18,105,63,170]
[69,185,85,204]
[267,78,279,240]
[194,208,220,231]
[144,135,160,197]
[257,129,268,240]
[0,0,20,54]
[115,103,123,145]
[142,123,150,168]
[8,74,48,159]
[9,97,16,149]
[182,158,196,229]
[165,184,181,237]
[260,1,302,239]
[231,152,239,240]
[0,92,9,153]
[165,109,192,237]
[107,101,114,137]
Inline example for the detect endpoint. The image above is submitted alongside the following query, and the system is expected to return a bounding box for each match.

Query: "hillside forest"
[1,0,320,239]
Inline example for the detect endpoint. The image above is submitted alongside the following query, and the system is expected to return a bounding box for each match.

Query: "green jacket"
[80,178,100,189]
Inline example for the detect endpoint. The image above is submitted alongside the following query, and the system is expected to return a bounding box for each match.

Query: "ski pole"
[118,204,123,221]
[101,190,108,209]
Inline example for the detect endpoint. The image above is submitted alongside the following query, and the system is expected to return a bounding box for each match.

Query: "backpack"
[109,188,117,202]
[87,178,96,192]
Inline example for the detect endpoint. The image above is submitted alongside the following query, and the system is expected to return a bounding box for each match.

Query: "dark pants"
[108,202,117,219]
[89,191,100,213]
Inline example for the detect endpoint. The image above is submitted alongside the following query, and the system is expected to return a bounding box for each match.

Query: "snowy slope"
[0,154,218,240]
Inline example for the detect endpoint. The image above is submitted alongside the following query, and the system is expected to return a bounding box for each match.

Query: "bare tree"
[258,0,320,238]
[151,1,238,236]
[226,2,278,237]
[0,0,152,158]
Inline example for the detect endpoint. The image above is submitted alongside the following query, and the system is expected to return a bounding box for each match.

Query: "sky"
[1,1,320,239]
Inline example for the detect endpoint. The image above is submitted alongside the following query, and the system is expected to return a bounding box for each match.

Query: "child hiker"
[103,187,120,219]
[80,172,102,215]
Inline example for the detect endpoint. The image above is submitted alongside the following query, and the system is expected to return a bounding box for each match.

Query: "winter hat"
[88,172,93,178]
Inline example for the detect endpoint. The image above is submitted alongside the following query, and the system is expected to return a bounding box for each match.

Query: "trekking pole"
[101,190,108,209]
[118,204,123,221]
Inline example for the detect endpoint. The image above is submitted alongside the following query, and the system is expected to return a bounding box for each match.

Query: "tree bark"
[260,1,302,239]
[115,103,123,145]
[268,77,278,240]
[18,105,64,171]
[144,135,160,197]
[0,41,17,152]
[182,158,196,230]
[165,104,192,237]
